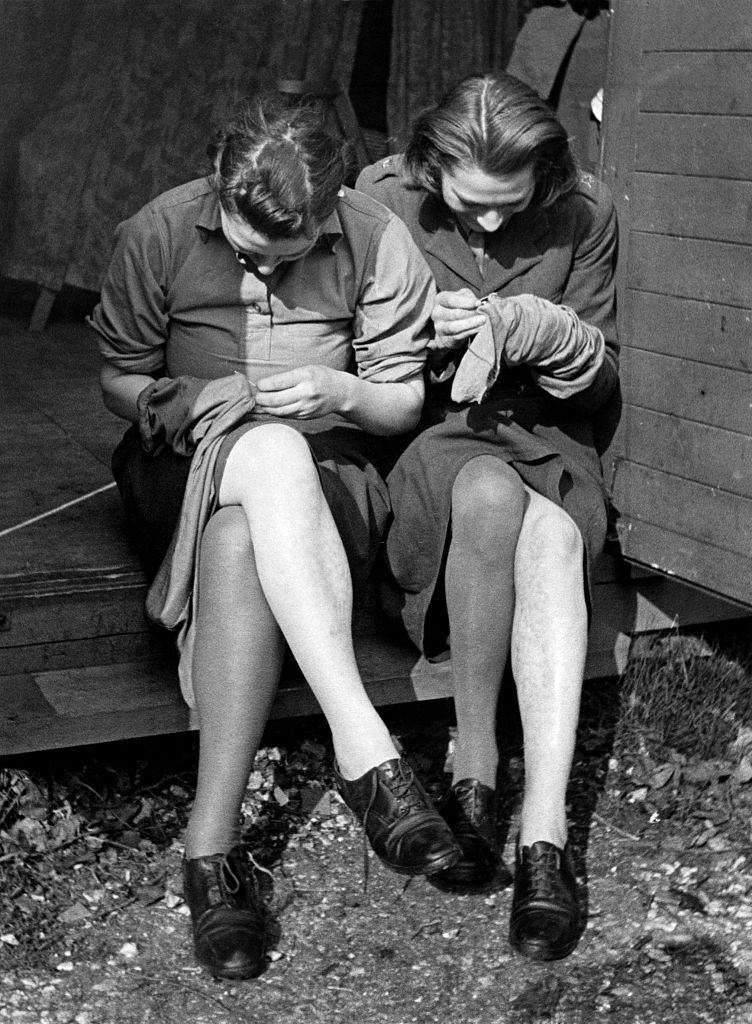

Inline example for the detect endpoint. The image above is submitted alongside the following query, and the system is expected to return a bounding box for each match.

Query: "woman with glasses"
[90,91,461,981]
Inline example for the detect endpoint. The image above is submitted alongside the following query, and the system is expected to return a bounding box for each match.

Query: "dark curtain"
[386,0,609,170]
[386,0,521,151]
[0,0,364,296]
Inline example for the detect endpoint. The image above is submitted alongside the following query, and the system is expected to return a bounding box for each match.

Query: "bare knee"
[451,457,526,555]
[523,500,584,566]
[219,424,317,505]
[235,423,312,474]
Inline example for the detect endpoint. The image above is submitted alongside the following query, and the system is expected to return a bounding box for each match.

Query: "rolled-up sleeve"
[352,215,435,384]
[88,205,170,375]
[559,184,619,413]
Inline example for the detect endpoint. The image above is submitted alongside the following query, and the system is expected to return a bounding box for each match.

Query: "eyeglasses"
[234,250,261,272]
[233,238,319,273]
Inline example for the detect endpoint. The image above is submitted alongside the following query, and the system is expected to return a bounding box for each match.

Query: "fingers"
[432,311,487,348]
[252,365,341,418]
[255,367,305,391]
[434,314,487,337]
[435,288,481,311]
[253,386,301,411]
[432,288,486,347]
[253,399,303,418]
[434,309,487,330]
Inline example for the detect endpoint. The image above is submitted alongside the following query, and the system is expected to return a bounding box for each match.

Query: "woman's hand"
[253,365,352,419]
[253,365,423,435]
[430,288,487,351]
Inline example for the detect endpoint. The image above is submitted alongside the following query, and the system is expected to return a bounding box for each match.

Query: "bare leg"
[218,424,397,780]
[445,457,526,788]
[184,507,284,860]
[512,489,587,849]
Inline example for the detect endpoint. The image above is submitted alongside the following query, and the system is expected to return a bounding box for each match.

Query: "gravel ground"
[3,630,752,1024]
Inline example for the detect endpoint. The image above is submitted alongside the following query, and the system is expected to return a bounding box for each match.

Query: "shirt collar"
[196,185,343,253]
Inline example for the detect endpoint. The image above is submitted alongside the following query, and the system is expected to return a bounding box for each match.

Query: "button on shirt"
[89,178,434,389]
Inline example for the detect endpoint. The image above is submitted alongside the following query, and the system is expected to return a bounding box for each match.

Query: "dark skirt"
[384,398,610,658]
[112,417,395,594]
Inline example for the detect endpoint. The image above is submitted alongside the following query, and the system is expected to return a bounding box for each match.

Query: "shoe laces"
[359,760,422,892]
[522,845,563,900]
[201,852,243,906]
[381,761,425,817]
[220,855,242,895]
[219,853,267,926]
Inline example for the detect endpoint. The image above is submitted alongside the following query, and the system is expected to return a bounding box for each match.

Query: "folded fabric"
[450,293,605,404]
[143,373,257,706]
[137,374,252,456]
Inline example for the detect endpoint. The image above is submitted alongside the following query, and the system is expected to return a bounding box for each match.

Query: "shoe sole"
[199,952,267,981]
[429,870,498,894]
[509,932,580,962]
[208,961,267,981]
[380,846,463,877]
[196,934,269,981]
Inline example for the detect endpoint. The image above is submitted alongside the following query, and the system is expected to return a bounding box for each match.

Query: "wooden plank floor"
[1,311,749,756]
[0,312,129,576]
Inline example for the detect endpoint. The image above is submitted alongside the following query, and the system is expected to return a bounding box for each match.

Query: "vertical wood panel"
[620,409,752,497]
[630,173,752,244]
[612,462,752,556]
[635,114,752,179]
[627,234,752,308]
[624,291,752,370]
[640,52,752,114]
[621,349,752,434]
[616,518,752,607]
[645,0,752,51]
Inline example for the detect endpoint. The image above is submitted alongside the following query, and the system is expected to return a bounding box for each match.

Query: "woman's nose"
[476,209,505,232]
[255,259,280,275]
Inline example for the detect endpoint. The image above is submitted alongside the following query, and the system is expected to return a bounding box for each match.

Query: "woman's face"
[440,163,536,235]
[220,208,318,276]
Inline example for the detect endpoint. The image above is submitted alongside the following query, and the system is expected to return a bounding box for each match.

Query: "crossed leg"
[184,423,399,859]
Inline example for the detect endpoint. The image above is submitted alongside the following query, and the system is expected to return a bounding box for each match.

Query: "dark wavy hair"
[404,73,578,209]
[207,92,348,239]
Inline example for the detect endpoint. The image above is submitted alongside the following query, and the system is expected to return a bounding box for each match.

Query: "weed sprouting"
[615,627,752,764]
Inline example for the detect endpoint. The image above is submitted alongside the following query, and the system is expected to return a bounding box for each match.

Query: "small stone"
[59,903,91,925]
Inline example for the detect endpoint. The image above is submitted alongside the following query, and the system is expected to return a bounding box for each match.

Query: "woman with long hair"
[358,72,619,962]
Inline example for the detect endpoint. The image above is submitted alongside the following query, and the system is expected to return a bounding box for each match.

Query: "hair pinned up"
[208,92,348,239]
[404,73,578,209]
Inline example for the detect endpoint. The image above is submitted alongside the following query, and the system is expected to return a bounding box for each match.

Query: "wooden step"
[2,566,748,757]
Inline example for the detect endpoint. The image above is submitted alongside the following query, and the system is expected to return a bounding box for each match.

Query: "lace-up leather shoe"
[431,778,498,890]
[183,846,267,979]
[509,840,581,961]
[335,758,461,876]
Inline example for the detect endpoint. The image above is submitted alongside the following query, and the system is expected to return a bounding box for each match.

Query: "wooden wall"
[601,0,752,608]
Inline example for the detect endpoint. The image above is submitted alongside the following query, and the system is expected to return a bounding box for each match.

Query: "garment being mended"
[451,292,605,405]
[142,373,257,706]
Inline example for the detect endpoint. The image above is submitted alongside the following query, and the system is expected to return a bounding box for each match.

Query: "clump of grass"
[615,626,752,765]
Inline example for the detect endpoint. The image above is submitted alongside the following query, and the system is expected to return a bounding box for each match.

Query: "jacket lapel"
[418,195,484,292]
[416,194,553,296]
[482,206,551,295]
